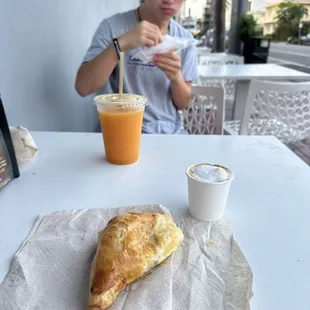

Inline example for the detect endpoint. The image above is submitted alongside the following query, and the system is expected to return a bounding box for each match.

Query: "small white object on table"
[1,132,310,310]
[197,63,310,119]
[186,163,234,221]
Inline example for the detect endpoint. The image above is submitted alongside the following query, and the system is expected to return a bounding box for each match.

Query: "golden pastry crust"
[88,212,183,310]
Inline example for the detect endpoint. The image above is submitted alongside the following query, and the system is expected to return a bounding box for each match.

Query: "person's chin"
[160,8,175,17]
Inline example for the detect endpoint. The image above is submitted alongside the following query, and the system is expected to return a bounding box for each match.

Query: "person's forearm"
[170,76,191,110]
[75,44,118,97]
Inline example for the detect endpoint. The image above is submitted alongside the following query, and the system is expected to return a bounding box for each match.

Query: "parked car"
[305,33,310,45]
[287,34,310,45]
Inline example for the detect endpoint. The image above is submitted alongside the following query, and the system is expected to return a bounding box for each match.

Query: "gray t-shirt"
[83,9,198,134]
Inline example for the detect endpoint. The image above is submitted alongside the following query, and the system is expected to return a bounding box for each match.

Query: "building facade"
[250,9,265,29]
[180,0,206,21]
[263,0,310,34]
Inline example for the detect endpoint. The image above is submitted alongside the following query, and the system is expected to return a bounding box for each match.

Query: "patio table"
[1,132,310,310]
[197,63,310,120]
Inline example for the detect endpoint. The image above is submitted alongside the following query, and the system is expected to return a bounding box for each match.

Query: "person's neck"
[139,5,170,34]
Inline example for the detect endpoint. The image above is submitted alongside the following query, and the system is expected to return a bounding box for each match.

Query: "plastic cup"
[186,163,234,222]
[94,94,147,165]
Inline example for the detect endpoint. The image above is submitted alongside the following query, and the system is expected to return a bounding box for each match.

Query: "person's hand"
[118,21,163,52]
[153,52,183,82]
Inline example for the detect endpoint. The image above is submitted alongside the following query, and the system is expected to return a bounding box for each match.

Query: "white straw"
[119,52,124,96]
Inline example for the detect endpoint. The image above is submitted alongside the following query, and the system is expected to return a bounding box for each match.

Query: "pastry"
[88,212,183,309]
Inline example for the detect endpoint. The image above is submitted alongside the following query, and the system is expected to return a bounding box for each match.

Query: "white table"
[1,132,310,310]
[198,64,310,80]
[197,64,310,119]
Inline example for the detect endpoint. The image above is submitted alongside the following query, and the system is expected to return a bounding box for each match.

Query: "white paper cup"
[186,163,234,222]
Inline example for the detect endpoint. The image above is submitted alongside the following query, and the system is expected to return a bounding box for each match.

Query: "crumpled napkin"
[0,205,253,310]
[9,126,38,163]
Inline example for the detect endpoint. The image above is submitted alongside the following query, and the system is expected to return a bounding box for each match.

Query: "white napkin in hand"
[9,126,38,163]
[132,35,198,64]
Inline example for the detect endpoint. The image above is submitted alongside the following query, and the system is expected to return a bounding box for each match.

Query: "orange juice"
[99,108,144,164]
[94,94,147,165]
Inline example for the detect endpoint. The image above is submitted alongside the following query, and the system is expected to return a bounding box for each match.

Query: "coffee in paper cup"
[186,163,234,222]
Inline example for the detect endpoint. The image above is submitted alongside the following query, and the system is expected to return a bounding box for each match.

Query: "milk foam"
[190,164,231,183]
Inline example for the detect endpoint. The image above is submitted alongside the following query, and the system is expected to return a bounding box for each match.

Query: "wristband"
[113,38,121,60]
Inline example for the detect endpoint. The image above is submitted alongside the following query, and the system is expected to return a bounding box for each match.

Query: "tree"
[239,14,259,42]
[277,1,308,24]
[275,1,308,39]
[301,21,310,36]
[214,0,226,52]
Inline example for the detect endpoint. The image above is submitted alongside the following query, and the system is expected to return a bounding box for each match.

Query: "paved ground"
[269,42,310,75]
[287,138,310,166]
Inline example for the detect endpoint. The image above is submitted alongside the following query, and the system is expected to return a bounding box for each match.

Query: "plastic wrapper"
[132,35,198,64]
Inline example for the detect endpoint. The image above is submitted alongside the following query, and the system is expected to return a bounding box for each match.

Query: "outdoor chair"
[197,53,244,103]
[224,80,310,144]
[183,85,224,135]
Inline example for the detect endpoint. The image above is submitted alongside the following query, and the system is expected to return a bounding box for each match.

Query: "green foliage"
[276,1,308,25]
[239,14,260,41]
[256,26,264,36]
[301,21,310,35]
[264,33,276,41]
[274,24,291,41]
[275,1,308,40]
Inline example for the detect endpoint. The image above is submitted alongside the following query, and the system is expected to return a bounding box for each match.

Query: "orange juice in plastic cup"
[94,94,147,165]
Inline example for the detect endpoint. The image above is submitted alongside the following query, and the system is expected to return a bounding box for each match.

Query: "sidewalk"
[287,138,310,166]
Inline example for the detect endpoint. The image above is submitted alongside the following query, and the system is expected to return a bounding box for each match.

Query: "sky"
[251,0,269,11]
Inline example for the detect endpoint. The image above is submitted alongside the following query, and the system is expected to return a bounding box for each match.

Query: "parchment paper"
[0,205,253,310]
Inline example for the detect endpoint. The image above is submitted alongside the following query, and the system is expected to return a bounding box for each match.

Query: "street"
[269,42,310,74]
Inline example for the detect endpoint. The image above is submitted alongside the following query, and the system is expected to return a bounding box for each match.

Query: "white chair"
[224,80,310,144]
[183,85,225,135]
[197,54,244,102]
[198,54,244,66]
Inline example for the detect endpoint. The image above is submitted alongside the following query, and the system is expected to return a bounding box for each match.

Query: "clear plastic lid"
[93,94,147,109]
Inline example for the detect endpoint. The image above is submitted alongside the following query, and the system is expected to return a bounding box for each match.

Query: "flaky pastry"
[88,212,183,309]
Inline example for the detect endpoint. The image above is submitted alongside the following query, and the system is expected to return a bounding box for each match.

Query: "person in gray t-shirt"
[75,0,198,134]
